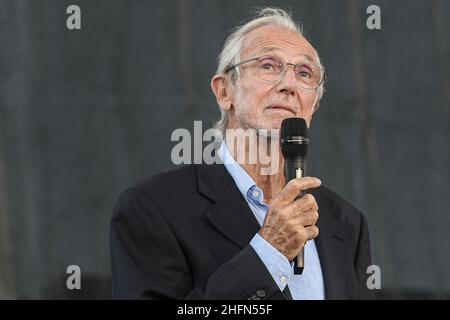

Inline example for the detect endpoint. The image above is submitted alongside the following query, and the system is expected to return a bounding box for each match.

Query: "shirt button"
[252,191,260,198]
[257,289,265,298]
[280,276,287,284]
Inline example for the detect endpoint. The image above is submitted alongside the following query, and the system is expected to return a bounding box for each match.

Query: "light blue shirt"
[218,141,325,300]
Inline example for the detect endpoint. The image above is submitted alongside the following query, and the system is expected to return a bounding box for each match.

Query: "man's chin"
[257,117,288,131]
[234,117,292,135]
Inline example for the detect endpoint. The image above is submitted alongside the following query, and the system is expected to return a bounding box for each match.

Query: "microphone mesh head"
[280,118,309,158]
[280,118,308,139]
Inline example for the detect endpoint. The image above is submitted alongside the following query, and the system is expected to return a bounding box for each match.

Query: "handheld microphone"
[280,118,309,275]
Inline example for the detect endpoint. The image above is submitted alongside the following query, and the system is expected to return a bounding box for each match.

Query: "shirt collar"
[218,141,257,199]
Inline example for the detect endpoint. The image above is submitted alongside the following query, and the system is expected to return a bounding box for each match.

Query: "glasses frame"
[224,55,325,90]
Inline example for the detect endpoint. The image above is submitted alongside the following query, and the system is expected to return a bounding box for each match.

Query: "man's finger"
[304,225,319,240]
[278,177,321,203]
[294,194,319,212]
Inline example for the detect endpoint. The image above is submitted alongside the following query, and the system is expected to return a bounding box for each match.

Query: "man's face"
[228,25,320,131]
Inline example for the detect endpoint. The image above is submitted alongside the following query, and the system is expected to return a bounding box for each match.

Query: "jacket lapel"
[197,164,261,249]
[312,187,352,299]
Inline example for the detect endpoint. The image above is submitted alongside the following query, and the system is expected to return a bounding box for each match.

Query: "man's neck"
[225,135,286,204]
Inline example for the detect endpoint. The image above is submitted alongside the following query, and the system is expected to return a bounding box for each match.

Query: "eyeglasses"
[224,55,325,90]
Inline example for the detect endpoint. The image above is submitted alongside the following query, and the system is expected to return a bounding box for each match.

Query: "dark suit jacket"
[110,164,372,300]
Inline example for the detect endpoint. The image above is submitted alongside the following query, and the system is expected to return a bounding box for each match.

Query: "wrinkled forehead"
[241,25,318,62]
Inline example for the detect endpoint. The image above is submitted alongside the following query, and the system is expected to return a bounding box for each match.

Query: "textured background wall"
[0,0,449,299]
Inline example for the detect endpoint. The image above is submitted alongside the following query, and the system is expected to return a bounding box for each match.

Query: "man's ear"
[211,74,233,112]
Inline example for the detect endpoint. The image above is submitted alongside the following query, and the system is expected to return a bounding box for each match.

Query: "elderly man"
[110,7,372,300]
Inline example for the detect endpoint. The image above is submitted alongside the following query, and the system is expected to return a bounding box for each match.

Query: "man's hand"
[259,177,321,261]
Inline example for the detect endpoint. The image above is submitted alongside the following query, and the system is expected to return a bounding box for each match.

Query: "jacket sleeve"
[110,187,287,300]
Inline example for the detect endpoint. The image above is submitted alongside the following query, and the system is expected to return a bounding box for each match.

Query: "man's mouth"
[266,105,296,114]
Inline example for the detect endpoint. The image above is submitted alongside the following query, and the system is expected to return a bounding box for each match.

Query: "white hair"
[213,7,325,134]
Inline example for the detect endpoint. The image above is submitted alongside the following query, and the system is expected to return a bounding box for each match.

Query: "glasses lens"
[257,55,323,89]
[258,56,284,82]
[295,63,323,89]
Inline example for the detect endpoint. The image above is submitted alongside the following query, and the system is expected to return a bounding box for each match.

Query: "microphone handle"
[284,158,307,273]
[284,158,307,199]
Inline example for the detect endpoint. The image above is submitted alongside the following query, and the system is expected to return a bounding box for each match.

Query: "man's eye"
[261,62,276,70]
[259,58,280,71]
[297,65,313,78]
[298,71,312,78]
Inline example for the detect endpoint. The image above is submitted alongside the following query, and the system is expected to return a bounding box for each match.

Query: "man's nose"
[277,66,297,95]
